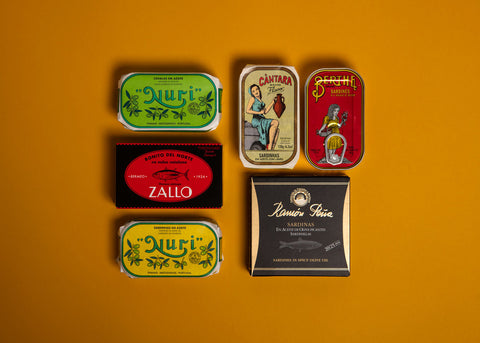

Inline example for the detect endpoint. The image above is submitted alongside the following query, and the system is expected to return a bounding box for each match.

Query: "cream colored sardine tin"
[239,65,299,168]
[119,221,222,278]
[118,73,222,131]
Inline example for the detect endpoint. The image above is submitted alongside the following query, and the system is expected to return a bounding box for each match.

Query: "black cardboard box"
[116,143,222,209]
[251,176,350,276]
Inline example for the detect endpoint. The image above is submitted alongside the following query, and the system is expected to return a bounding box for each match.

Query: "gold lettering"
[350,75,357,91]
[312,76,325,102]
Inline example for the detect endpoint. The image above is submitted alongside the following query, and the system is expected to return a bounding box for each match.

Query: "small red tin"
[305,68,364,169]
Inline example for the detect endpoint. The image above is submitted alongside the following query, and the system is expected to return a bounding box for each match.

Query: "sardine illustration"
[152,169,189,182]
[279,237,322,252]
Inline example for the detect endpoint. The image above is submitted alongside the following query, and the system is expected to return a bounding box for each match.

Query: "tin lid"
[305,68,365,170]
[239,65,300,169]
[118,73,222,131]
[119,220,222,278]
[115,143,222,209]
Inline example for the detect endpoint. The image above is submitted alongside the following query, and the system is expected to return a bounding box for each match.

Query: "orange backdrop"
[1,0,479,342]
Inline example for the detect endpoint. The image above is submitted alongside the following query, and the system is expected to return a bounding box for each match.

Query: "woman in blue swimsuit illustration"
[246,84,279,150]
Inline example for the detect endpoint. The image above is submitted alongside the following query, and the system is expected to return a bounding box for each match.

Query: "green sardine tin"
[118,73,222,131]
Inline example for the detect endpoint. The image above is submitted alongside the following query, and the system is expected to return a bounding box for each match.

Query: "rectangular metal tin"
[118,73,222,131]
[116,143,222,209]
[305,68,364,169]
[119,220,222,278]
[251,176,350,276]
[239,65,299,169]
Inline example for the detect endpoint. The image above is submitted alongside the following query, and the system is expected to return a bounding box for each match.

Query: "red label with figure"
[305,69,364,169]
[124,150,213,203]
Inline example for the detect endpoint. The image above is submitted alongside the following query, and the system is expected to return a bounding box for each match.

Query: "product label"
[116,144,222,209]
[120,222,220,278]
[124,150,213,203]
[240,66,298,165]
[305,69,364,169]
[251,177,350,276]
[119,74,219,130]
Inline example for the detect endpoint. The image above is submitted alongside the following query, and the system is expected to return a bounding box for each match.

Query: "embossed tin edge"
[304,68,365,170]
[117,73,222,132]
[239,65,300,169]
[118,220,222,278]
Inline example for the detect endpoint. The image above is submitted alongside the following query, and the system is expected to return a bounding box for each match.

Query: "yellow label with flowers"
[119,221,221,278]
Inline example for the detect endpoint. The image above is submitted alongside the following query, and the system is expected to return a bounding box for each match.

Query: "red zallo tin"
[305,69,364,169]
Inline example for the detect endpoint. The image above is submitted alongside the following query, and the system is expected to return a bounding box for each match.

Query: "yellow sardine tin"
[119,221,222,278]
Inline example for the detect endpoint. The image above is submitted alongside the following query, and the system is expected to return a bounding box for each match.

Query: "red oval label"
[124,150,213,203]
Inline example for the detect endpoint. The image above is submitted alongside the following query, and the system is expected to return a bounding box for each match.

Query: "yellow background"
[1,0,479,342]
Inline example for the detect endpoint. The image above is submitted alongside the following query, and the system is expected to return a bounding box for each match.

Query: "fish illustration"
[279,237,322,252]
[152,169,189,182]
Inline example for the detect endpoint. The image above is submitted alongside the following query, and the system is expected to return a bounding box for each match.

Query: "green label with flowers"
[118,73,222,131]
[119,222,222,278]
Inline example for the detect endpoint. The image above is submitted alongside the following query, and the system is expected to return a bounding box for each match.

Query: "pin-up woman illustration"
[317,104,348,164]
[246,84,279,150]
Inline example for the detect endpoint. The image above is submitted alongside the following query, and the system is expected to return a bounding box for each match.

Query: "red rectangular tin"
[305,68,364,169]
[116,143,222,208]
